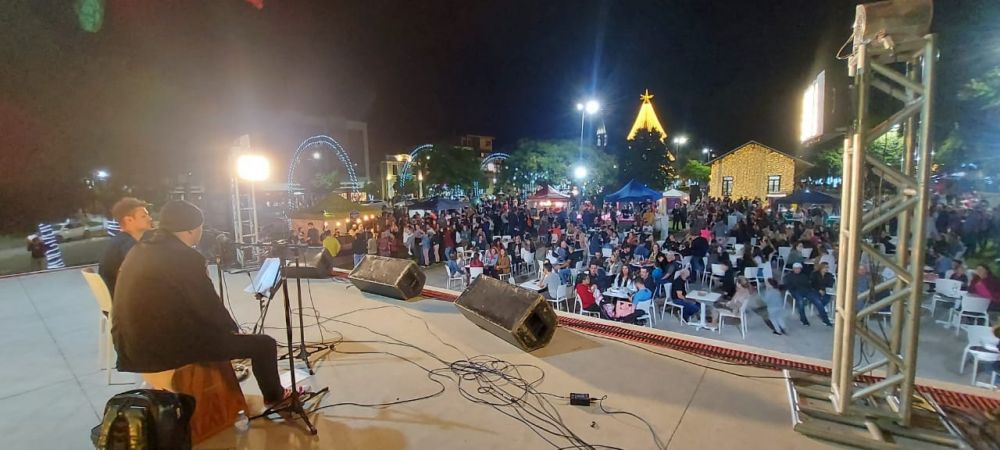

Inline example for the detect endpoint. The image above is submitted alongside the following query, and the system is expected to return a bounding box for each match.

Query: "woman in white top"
[611,264,635,292]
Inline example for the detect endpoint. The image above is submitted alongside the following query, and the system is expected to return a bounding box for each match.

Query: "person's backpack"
[94,389,195,450]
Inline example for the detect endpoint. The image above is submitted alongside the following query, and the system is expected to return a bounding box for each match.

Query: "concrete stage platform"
[2,267,994,449]
[204,275,834,450]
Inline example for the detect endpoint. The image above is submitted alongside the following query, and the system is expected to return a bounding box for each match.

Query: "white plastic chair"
[776,246,791,268]
[658,283,683,320]
[82,267,116,385]
[445,265,466,290]
[783,290,795,311]
[801,248,813,258]
[707,264,727,290]
[959,325,1000,385]
[743,267,763,289]
[635,300,655,328]
[953,294,991,337]
[931,279,963,320]
[718,298,749,339]
[575,294,600,318]
[601,248,612,258]
[550,284,569,312]
[469,267,484,281]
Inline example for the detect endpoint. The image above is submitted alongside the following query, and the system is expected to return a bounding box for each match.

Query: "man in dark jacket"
[98,197,153,297]
[784,262,831,327]
[112,200,286,406]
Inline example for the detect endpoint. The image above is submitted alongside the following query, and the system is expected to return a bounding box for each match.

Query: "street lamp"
[573,165,588,180]
[702,147,712,162]
[672,135,689,146]
[312,151,322,160]
[95,169,110,180]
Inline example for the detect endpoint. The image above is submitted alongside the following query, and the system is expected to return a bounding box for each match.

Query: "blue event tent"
[605,179,663,203]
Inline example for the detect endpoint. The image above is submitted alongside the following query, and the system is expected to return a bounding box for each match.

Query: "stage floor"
[0,267,982,449]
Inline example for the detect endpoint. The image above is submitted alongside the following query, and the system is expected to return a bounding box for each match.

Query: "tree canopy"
[620,128,675,190]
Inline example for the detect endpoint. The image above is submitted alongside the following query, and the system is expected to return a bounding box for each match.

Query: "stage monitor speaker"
[348,255,426,300]
[454,276,557,352]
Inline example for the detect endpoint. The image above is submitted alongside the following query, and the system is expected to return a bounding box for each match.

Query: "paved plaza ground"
[1,260,997,448]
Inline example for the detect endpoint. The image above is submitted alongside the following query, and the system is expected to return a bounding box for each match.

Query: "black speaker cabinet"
[454,276,557,352]
[348,256,426,300]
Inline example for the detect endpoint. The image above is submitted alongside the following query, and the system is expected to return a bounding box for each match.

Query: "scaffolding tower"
[788,2,966,448]
[230,135,263,268]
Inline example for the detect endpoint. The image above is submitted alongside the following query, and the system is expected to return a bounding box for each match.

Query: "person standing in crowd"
[306,222,321,246]
[99,197,154,296]
[27,236,48,272]
[352,227,368,267]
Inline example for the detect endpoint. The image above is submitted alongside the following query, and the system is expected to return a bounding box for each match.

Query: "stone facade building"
[707,141,811,200]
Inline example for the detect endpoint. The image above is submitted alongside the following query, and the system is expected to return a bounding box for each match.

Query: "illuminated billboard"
[800,71,825,142]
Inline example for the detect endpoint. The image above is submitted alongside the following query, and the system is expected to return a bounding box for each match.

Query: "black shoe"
[773,331,782,335]
[801,321,811,326]
[824,321,833,327]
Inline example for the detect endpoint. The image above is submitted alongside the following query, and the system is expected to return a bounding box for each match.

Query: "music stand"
[253,245,328,434]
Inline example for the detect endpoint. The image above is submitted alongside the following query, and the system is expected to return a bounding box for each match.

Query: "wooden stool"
[142,362,248,444]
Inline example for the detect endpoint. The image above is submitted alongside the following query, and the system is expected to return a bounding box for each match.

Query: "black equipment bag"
[93,389,195,450]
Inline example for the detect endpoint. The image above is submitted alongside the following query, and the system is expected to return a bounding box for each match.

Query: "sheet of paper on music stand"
[245,257,281,296]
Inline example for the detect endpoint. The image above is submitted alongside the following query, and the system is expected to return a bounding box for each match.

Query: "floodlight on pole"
[573,165,588,180]
[673,135,689,146]
[237,154,270,181]
[576,97,600,168]
[95,169,110,179]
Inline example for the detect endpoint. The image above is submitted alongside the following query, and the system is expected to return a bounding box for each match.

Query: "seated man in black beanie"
[112,200,292,408]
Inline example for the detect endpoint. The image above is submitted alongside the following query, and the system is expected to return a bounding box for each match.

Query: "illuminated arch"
[398,144,434,187]
[480,152,510,171]
[288,135,359,196]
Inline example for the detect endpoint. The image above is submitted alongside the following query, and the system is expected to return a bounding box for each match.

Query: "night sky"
[0,0,988,189]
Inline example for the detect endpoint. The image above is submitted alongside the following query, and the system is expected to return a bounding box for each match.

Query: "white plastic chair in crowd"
[733,243,745,257]
[743,267,763,289]
[717,298,749,339]
[777,246,791,268]
[953,294,991,337]
[551,284,569,312]
[725,237,737,249]
[681,255,692,269]
[445,265,465,290]
[959,325,1000,385]
[522,258,536,276]
[783,290,795,311]
[635,300,655,328]
[469,267,484,281]
[801,248,813,259]
[499,271,512,283]
[728,254,739,267]
[82,267,116,385]
[707,264,727,290]
[455,246,465,258]
[601,248,612,258]
[575,294,600,318]
[931,279,963,320]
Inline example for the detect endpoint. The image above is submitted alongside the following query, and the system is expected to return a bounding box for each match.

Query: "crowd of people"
[302,188,1000,336]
